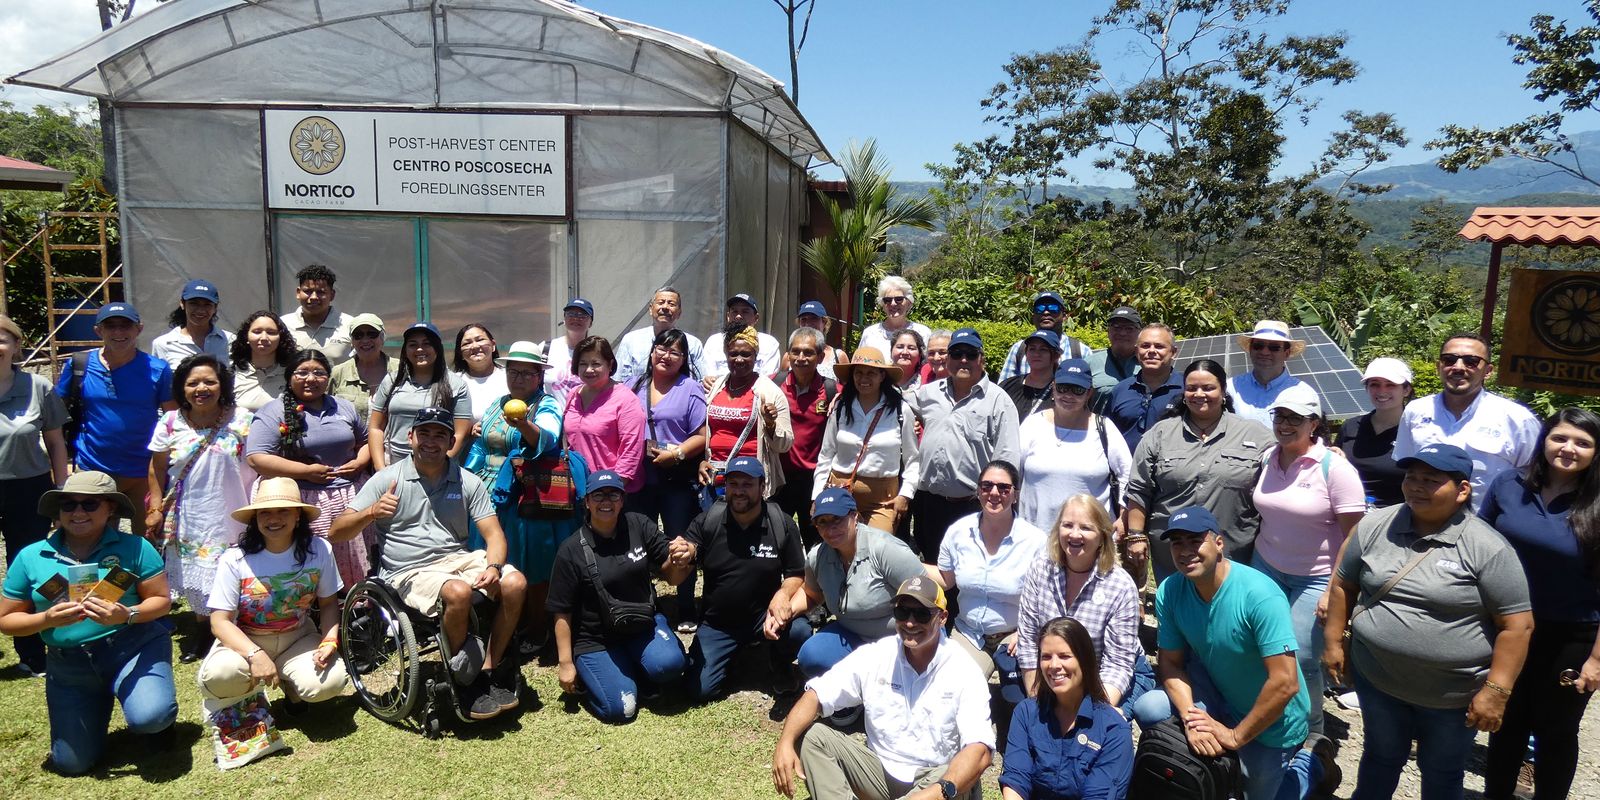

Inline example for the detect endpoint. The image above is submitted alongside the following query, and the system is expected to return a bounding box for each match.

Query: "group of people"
[0,272,1596,800]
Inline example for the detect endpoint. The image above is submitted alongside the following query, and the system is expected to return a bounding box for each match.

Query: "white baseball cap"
[1362,357,1414,385]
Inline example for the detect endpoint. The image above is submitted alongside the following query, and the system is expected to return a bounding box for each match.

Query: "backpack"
[1128,716,1243,800]
[699,498,792,556]
[60,351,90,459]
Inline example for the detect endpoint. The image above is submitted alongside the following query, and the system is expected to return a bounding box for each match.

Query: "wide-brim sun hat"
[1236,319,1307,357]
[37,471,137,519]
[496,340,550,369]
[230,477,322,523]
[834,346,904,385]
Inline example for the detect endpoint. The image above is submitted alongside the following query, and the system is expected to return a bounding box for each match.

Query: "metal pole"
[1480,241,1503,344]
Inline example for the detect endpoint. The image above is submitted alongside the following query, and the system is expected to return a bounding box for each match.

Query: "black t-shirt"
[685,502,805,633]
[1337,413,1404,508]
[1000,376,1053,421]
[547,512,670,655]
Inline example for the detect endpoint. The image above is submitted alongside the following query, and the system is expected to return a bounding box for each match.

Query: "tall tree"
[772,0,817,106]
[1429,2,1600,188]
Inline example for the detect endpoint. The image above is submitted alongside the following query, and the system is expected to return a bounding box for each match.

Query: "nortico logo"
[289,116,346,175]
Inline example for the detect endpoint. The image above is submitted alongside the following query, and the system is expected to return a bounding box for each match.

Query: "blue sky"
[0,0,1572,183]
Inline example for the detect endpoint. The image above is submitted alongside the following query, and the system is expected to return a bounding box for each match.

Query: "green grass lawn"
[0,631,1009,800]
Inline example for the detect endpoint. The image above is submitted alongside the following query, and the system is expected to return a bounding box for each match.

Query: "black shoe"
[488,667,521,712]
[279,697,309,717]
[1304,732,1341,798]
[466,674,513,720]
[179,629,213,663]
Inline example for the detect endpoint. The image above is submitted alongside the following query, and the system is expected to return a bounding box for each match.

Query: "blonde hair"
[1047,494,1119,575]
[0,314,23,348]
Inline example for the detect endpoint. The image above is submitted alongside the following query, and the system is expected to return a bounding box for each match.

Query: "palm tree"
[801,139,935,343]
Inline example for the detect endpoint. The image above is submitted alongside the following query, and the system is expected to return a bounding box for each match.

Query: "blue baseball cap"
[403,321,442,341]
[181,279,220,303]
[94,302,139,324]
[586,470,626,496]
[725,455,765,480]
[726,293,759,313]
[1026,329,1063,353]
[564,298,595,317]
[948,327,982,352]
[1397,443,1475,480]
[797,300,828,318]
[411,406,454,431]
[1054,358,1093,389]
[1161,506,1220,539]
[811,487,857,519]
[1032,291,1065,309]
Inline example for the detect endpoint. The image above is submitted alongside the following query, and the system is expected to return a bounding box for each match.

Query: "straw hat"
[834,346,904,384]
[230,477,322,523]
[496,340,550,368]
[37,471,137,519]
[1236,319,1307,357]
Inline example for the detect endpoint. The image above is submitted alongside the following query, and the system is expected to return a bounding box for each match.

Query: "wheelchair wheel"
[340,582,422,723]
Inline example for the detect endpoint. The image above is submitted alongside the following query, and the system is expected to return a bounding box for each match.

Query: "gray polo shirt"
[1127,413,1270,577]
[351,457,495,578]
[0,368,68,480]
[910,377,1020,498]
[805,524,927,640]
[1338,503,1531,709]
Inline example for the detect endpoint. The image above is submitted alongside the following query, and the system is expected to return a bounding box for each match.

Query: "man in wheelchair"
[332,406,526,720]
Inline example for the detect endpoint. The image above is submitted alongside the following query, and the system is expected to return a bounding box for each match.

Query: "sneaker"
[17,661,46,679]
[1333,690,1361,711]
[676,620,698,634]
[278,697,309,717]
[487,666,521,713]
[467,676,507,721]
[1303,732,1341,798]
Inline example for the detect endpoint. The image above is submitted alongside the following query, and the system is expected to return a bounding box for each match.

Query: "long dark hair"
[1161,358,1237,421]
[1034,616,1109,712]
[230,310,297,371]
[171,354,237,412]
[633,328,693,391]
[383,325,457,410]
[835,367,903,426]
[451,323,499,374]
[1528,407,1600,577]
[238,509,316,566]
[279,350,332,462]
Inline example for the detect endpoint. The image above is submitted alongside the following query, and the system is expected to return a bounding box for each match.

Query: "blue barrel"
[54,298,100,353]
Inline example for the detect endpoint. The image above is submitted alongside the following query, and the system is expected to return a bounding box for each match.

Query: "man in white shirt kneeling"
[772,576,993,800]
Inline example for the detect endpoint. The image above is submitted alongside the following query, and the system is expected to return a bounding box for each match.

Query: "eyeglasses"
[1439,353,1485,368]
[891,605,935,623]
[1034,303,1063,314]
[351,329,381,340]
[978,480,1014,494]
[506,367,542,380]
[292,369,329,379]
[652,345,685,359]
[1272,411,1309,426]
[1054,384,1089,396]
[1250,341,1288,353]
[59,499,104,513]
[880,296,909,306]
[589,489,624,502]
[948,348,980,361]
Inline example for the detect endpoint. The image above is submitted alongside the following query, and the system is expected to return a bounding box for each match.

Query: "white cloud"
[0,0,154,110]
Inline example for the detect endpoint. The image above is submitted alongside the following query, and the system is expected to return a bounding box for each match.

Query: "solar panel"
[1174,326,1372,419]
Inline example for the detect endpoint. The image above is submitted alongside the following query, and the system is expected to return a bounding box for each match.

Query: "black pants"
[910,491,980,562]
[775,467,818,550]
[1484,620,1599,800]
[1,472,54,669]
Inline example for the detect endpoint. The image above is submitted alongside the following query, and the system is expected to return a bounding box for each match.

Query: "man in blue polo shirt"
[55,302,176,536]
[1227,320,1310,428]
[1106,323,1183,452]
[1130,506,1337,800]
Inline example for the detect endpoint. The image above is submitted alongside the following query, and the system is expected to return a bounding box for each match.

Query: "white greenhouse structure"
[8,0,830,342]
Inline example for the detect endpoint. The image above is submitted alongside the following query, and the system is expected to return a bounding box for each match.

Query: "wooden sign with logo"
[1500,268,1600,395]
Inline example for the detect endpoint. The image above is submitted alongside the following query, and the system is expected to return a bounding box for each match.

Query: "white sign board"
[263,110,567,217]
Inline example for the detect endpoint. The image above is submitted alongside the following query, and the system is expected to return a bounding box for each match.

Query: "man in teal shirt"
[1130,506,1337,800]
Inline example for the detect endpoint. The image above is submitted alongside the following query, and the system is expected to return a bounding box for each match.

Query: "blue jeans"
[796,621,870,678]
[44,620,179,775]
[686,613,814,701]
[1350,673,1474,800]
[1131,657,1319,800]
[572,614,687,723]
[629,484,702,621]
[1251,554,1328,734]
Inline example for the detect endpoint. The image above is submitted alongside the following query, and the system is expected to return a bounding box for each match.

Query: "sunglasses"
[59,499,104,513]
[978,480,1014,494]
[589,489,625,502]
[1250,341,1288,353]
[880,296,909,306]
[1034,303,1063,314]
[1439,353,1485,368]
[1054,384,1089,396]
[891,605,935,623]
[948,348,981,361]
[351,329,381,340]
[1273,411,1309,426]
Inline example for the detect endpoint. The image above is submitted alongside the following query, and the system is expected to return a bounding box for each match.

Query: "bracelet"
[320,632,339,646]
[245,647,264,660]
[1483,680,1512,697]
[1122,534,1150,544]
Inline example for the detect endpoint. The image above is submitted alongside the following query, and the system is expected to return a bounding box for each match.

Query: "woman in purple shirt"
[630,329,707,630]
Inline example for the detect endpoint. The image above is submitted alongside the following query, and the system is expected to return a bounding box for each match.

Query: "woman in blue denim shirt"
[0,471,177,775]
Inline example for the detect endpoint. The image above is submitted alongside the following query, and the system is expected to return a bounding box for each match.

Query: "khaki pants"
[829,471,901,533]
[197,626,348,704]
[798,723,974,800]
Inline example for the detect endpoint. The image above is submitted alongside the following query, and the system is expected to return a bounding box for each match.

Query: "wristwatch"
[939,779,958,799]
[486,563,505,574]
[125,606,141,625]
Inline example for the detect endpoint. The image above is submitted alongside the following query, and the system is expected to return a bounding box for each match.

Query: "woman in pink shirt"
[1250,383,1365,734]
[563,337,646,492]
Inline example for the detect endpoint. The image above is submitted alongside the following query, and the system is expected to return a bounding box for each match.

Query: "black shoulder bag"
[578,519,659,635]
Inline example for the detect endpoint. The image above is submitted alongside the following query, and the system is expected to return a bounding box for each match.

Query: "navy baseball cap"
[1397,443,1475,480]
[726,293,759,313]
[564,298,595,317]
[412,406,454,431]
[586,470,626,496]
[812,487,857,519]
[1109,306,1141,326]
[1161,506,1220,539]
[95,302,139,324]
[404,321,442,341]
[797,300,828,318]
[1032,291,1065,309]
[948,327,983,351]
[1054,358,1093,389]
[181,279,220,303]
[725,455,765,480]
[1026,329,1063,353]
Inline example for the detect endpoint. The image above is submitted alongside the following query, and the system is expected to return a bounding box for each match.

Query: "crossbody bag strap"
[713,389,761,470]
[1351,541,1437,623]
[843,404,890,485]
[578,529,621,611]
[163,414,227,514]
[1095,414,1122,516]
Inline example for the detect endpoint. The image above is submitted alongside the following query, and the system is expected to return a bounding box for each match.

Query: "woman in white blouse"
[452,323,507,423]
[1018,358,1131,535]
[229,311,297,412]
[811,347,920,532]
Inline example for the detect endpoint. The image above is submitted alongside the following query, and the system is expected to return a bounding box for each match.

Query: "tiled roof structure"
[1459,207,1600,247]
[0,154,74,190]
